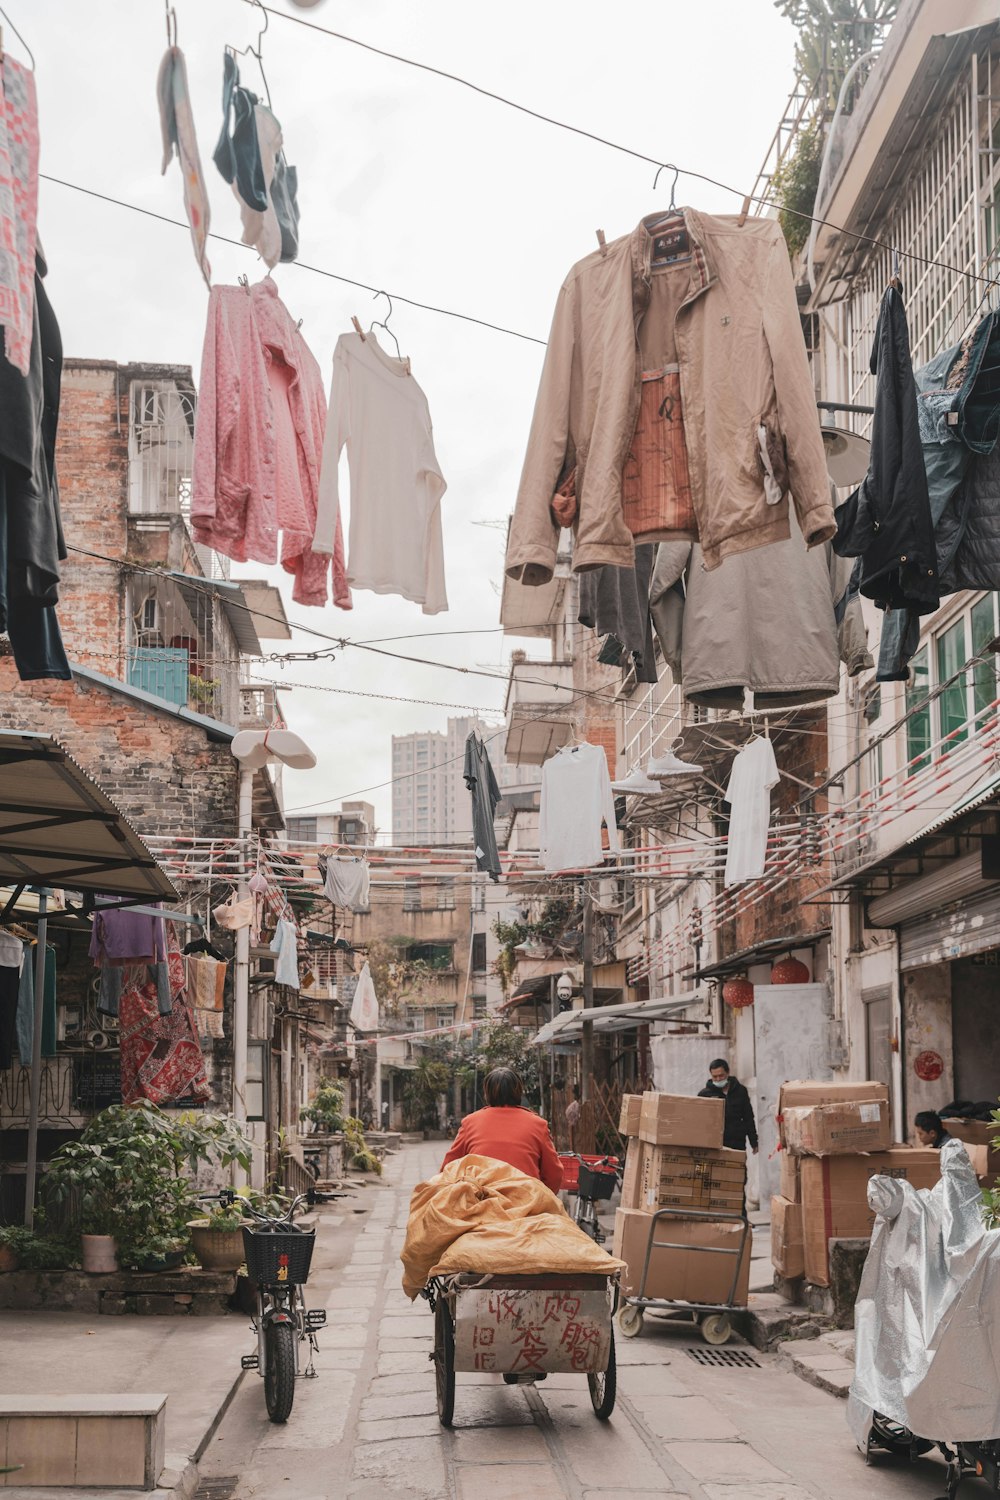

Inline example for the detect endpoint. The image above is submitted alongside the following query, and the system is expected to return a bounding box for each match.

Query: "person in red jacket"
[441,1068,564,1193]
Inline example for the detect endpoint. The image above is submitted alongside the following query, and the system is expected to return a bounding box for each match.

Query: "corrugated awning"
[690,930,830,981]
[530,994,700,1046]
[0,731,176,902]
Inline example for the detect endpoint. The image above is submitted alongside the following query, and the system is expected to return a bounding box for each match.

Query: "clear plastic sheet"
[849,1138,1000,1445]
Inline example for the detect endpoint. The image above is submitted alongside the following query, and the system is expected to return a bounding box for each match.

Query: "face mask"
[709,1079,728,1090]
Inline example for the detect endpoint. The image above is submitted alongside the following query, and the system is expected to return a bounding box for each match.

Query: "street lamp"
[230,729,316,1182]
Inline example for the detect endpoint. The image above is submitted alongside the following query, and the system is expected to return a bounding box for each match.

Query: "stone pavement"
[199,1142,957,1500]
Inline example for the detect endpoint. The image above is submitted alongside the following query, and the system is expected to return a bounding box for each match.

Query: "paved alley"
[198,1143,956,1500]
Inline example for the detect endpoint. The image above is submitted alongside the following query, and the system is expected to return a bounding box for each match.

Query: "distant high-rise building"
[391,716,534,846]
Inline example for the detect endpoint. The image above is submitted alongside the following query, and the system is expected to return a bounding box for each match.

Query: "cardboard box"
[620,1139,647,1211]
[779,1150,801,1204]
[612,1208,751,1305]
[781,1084,891,1157]
[801,1148,941,1285]
[638,1091,724,1149]
[778,1080,889,1110]
[641,1143,746,1213]
[771,1194,804,1280]
[619,1094,643,1137]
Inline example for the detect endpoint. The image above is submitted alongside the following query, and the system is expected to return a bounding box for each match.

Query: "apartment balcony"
[504,658,575,766]
[241,682,285,728]
[500,546,571,639]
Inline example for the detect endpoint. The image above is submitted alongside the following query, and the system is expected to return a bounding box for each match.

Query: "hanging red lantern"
[770,955,811,985]
[722,977,755,1009]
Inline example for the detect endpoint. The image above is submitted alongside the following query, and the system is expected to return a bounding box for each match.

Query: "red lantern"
[722,977,755,1009]
[770,956,810,985]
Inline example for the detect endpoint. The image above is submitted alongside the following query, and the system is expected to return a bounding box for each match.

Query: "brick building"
[0,357,307,1192]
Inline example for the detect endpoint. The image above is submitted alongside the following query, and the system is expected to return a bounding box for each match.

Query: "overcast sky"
[30,0,799,834]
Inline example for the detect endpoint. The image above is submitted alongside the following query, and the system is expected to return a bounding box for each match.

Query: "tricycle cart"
[616,1205,750,1347]
[423,1272,618,1427]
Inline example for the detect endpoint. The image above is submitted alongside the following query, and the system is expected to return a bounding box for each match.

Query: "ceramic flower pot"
[0,1245,18,1273]
[81,1234,119,1274]
[188,1219,248,1272]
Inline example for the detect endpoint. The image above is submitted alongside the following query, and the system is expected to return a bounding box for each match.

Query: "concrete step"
[776,1330,856,1398]
[734,1290,837,1351]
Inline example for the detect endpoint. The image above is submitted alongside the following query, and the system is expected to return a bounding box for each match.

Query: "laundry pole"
[232,768,253,1186]
[23,889,50,1228]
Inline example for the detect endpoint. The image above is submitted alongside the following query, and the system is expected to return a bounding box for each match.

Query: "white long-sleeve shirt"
[313,332,448,614]
[539,743,621,873]
[724,736,780,886]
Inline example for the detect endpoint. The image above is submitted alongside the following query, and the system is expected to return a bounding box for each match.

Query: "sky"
[26,0,800,834]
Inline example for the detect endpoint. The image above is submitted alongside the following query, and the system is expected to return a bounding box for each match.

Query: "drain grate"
[194,1479,241,1500]
[685,1346,760,1368]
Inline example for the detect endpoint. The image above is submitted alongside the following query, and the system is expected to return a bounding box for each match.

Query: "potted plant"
[0,1225,25,1273]
[44,1102,252,1274]
[187,1201,248,1272]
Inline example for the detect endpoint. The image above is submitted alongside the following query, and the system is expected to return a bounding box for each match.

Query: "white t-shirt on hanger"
[724,736,780,887]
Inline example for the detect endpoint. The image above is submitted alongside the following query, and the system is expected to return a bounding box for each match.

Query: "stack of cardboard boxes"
[771,1081,942,1287]
[612,1091,751,1306]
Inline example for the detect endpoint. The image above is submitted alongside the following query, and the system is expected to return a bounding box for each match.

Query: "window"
[435,1009,454,1032]
[245,1041,267,1122]
[905,647,931,775]
[471,932,487,973]
[403,878,422,912]
[404,942,454,970]
[936,617,968,753]
[436,881,456,911]
[473,997,487,1020]
[287,817,318,844]
[971,594,998,726]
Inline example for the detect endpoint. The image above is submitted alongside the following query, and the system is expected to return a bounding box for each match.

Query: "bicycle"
[200,1189,327,1423]
[561,1154,621,1244]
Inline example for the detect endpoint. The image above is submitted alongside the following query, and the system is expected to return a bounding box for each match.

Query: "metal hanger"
[652,163,681,213]
[369,291,410,370]
[164,0,177,48]
[0,5,36,69]
[226,0,272,109]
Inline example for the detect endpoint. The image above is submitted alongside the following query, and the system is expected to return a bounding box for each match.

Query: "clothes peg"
[238,273,250,295]
[351,315,366,341]
[737,195,752,227]
[596,229,607,258]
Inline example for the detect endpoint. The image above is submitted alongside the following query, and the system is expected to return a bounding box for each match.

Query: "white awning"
[530,994,702,1046]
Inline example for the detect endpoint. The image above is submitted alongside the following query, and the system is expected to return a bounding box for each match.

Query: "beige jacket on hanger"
[505,210,836,585]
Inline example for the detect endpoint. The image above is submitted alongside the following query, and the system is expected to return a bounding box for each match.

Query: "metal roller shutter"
[899,887,1000,970]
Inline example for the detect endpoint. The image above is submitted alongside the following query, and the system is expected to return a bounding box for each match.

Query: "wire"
[234,0,1000,292]
[39,175,547,346]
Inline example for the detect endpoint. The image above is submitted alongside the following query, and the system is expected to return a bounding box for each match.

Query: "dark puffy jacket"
[697,1076,757,1151]
[833,285,939,614]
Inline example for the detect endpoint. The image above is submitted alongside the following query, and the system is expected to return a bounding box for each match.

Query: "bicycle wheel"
[576,1198,599,1242]
[588,1328,616,1420]
[434,1297,455,1428]
[264,1321,296,1423]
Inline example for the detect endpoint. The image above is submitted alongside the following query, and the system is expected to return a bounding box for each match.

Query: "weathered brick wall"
[0,664,238,843]
[55,361,129,676]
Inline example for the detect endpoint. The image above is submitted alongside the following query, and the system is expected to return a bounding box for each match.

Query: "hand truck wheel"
[617,1304,644,1339]
[700,1313,732,1346]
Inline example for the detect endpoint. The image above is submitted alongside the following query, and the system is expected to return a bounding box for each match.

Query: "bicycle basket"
[242,1226,315,1285]
[577,1161,618,1201]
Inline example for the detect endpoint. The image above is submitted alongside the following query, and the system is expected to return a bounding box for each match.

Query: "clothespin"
[238,273,250,295]
[737,195,752,227]
[596,229,607,259]
[351,315,366,341]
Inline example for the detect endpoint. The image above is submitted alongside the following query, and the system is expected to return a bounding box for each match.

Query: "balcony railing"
[504,659,576,766]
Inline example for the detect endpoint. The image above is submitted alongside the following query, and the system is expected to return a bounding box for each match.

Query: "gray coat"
[650,513,869,710]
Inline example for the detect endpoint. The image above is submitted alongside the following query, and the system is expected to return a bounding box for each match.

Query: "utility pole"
[232,766,253,1187]
[581,882,594,1102]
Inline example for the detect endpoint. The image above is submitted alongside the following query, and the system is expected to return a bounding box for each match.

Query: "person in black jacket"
[698,1059,758,1153]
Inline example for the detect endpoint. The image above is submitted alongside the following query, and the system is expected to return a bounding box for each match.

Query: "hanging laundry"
[648,505,859,711]
[833,283,938,614]
[0,930,21,1071]
[90,907,167,966]
[505,210,835,586]
[322,853,371,913]
[314,331,448,614]
[191,279,350,608]
[578,542,658,685]
[119,939,211,1107]
[212,54,298,270]
[539,743,621,873]
[157,44,211,288]
[724,737,780,887]
[464,732,502,882]
[877,309,1000,681]
[270,917,300,989]
[0,57,38,376]
[212,892,255,931]
[185,953,226,1039]
[349,961,379,1032]
[15,942,56,1062]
